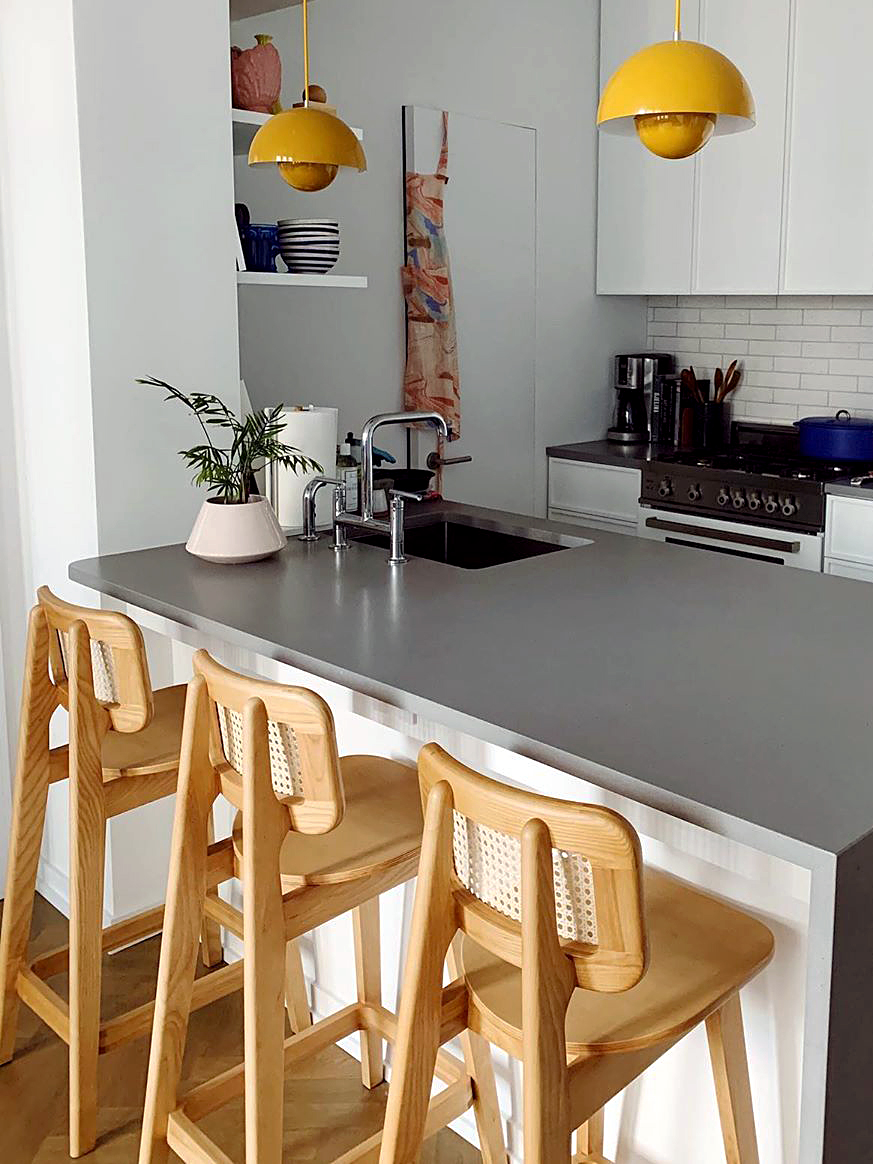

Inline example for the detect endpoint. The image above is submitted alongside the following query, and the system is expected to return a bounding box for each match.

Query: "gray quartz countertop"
[71,500,873,856]
[546,439,673,468]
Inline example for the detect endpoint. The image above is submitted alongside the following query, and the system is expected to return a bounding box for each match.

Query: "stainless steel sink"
[353,514,591,570]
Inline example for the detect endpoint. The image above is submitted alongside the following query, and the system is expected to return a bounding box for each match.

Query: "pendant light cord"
[302,0,311,106]
[674,0,682,40]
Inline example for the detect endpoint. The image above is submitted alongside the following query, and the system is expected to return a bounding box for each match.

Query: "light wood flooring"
[0,895,481,1163]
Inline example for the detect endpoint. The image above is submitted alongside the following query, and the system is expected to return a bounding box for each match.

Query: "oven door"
[638,506,824,571]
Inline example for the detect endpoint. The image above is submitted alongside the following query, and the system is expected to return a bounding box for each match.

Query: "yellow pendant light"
[248,0,366,191]
[597,0,754,160]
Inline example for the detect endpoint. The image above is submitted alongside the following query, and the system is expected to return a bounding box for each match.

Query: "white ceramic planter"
[186,496,286,564]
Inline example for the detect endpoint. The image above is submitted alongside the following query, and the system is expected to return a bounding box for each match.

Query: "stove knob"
[657,477,673,499]
[747,491,762,511]
[732,489,747,509]
[781,495,798,517]
[717,488,731,507]
[687,484,702,502]
[764,493,779,514]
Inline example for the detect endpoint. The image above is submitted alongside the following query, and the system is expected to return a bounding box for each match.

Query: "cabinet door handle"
[645,516,801,554]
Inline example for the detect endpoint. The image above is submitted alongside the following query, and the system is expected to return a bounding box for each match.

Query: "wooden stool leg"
[573,1109,606,1162]
[706,993,760,1164]
[199,812,223,969]
[284,939,311,1033]
[68,621,108,1158]
[353,898,383,1087]
[447,937,506,1164]
[0,606,54,1064]
[380,782,457,1164]
[521,820,575,1164]
[243,698,290,1164]
[139,676,215,1164]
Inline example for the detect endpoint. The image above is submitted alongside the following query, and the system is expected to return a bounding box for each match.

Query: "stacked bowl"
[277,218,340,275]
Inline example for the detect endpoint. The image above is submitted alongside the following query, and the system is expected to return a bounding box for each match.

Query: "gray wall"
[232,0,645,511]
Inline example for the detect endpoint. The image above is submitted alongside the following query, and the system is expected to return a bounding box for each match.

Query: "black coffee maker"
[607,352,674,443]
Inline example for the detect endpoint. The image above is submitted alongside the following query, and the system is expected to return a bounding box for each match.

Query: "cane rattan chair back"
[38,585,154,733]
[193,649,345,835]
[419,743,647,992]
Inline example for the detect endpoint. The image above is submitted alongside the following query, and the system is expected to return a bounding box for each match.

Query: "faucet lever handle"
[389,488,428,502]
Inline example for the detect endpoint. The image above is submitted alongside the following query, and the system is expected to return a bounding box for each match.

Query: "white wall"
[72,0,243,554]
[232,0,645,511]
[0,0,101,899]
[0,0,244,919]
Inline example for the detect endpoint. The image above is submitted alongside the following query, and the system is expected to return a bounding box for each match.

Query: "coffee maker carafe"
[607,352,673,443]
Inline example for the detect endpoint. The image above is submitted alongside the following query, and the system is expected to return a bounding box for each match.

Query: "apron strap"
[436,111,449,181]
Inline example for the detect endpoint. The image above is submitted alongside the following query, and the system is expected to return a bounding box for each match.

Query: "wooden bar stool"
[379,744,775,1164]
[138,650,506,1164]
[0,588,248,1157]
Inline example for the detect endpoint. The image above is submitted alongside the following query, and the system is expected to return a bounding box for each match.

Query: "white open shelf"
[232,108,363,156]
[237,271,368,289]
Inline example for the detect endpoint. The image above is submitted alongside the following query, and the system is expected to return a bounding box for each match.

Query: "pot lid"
[796,410,873,430]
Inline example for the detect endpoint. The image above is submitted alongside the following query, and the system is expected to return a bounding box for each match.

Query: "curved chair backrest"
[419,743,647,993]
[37,586,154,734]
[193,650,344,836]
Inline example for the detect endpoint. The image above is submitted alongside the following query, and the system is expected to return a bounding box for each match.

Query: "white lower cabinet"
[824,495,873,583]
[547,458,641,536]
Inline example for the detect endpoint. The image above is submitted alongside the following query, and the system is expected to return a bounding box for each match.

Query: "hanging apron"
[402,112,461,462]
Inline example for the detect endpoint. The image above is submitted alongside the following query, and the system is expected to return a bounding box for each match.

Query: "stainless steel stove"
[638,423,867,570]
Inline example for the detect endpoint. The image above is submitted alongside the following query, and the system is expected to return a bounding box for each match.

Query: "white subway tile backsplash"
[830,326,873,342]
[726,324,775,339]
[647,294,873,422]
[829,358,873,375]
[653,307,699,321]
[776,325,830,341]
[803,309,862,325]
[801,373,859,391]
[750,309,802,325]
[748,340,802,356]
[777,295,833,308]
[701,308,750,324]
[801,341,859,358]
[745,371,801,389]
[677,322,724,338]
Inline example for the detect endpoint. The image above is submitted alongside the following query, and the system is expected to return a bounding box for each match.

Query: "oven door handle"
[644,517,802,554]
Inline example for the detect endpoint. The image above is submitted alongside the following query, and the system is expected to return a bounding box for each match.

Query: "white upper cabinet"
[693,0,789,293]
[597,0,871,295]
[596,0,698,294]
[782,0,873,293]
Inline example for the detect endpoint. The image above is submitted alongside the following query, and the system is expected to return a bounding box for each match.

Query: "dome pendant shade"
[246,0,367,191]
[597,39,754,159]
[249,107,366,190]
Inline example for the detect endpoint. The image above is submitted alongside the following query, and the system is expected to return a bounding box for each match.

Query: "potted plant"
[138,376,321,563]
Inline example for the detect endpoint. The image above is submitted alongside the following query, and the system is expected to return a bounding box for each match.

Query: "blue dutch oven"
[795,410,873,461]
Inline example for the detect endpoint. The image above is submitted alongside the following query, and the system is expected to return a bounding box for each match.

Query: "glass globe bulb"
[634,111,716,159]
[278,160,339,192]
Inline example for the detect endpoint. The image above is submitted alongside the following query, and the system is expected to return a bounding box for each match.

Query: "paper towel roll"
[273,406,338,529]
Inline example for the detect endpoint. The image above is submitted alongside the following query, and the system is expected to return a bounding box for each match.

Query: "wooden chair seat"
[231,755,422,888]
[460,868,774,1057]
[99,684,187,777]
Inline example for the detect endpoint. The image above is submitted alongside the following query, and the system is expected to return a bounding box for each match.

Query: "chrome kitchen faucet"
[300,411,450,563]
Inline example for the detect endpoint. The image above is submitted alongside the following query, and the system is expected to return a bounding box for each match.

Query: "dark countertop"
[71,500,873,857]
[546,439,673,468]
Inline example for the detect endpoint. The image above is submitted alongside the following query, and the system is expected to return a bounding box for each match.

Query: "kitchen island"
[71,500,873,1163]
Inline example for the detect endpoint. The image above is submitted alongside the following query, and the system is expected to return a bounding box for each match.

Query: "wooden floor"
[0,895,481,1163]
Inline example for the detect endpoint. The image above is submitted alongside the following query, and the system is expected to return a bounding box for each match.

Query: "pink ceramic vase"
[231,34,282,114]
[186,496,286,564]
